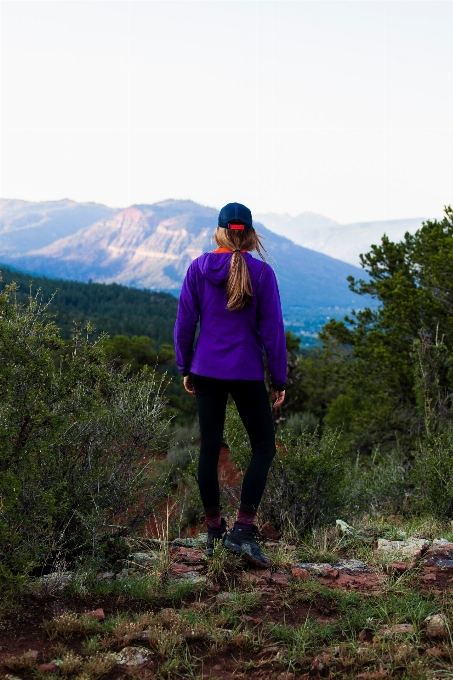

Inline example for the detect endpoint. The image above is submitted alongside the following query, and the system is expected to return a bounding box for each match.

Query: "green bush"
[411,429,453,518]
[0,280,172,590]
[341,447,409,518]
[224,404,345,536]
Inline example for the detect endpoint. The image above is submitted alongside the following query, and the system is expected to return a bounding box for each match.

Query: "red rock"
[170,563,203,576]
[387,561,408,574]
[291,567,311,581]
[169,547,206,563]
[323,567,339,579]
[241,614,263,624]
[359,628,373,642]
[425,647,447,657]
[249,568,272,580]
[240,572,262,585]
[311,656,326,672]
[422,573,437,582]
[260,522,282,540]
[39,663,60,673]
[85,608,105,620]
[271,572,290,586]
[374,623,414,639]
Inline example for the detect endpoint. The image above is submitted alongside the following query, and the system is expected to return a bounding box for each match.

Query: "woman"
[174,202,287,567]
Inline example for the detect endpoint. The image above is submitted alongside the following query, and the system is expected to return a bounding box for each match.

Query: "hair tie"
[234,249,241,252]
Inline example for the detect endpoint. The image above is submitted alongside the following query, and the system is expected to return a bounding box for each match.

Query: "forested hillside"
[0,265,178,343]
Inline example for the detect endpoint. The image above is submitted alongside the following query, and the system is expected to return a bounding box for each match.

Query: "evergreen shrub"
[0,280,171,593]
[224,404,345,536]
[411,429,453,518]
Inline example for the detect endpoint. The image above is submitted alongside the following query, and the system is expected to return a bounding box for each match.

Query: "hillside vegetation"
[0,266,178,343]
[1,207,453,679]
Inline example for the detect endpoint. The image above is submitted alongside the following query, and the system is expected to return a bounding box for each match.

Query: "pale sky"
[1,0,452,224]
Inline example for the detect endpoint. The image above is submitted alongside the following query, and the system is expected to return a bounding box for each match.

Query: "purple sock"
[204,507,223,535]
[234,504,256,530]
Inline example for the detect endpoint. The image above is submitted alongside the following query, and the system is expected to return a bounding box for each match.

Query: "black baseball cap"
[218,202,253,230]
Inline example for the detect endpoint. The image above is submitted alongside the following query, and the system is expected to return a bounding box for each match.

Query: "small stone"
[270,572,290,586]
[115,646,153,666]
[422,573,437,582]
[240,571,263,585]
[38,663,60,673]
[23,650,39,659]
[260,522,282,540]
[213,664,222,670]
[359,628,373,642]
[311,656,325,672]
[322,567,339,579]
[171,534,208,548]
[336,519,356,534]
[375,623,414,639]
[291,567,311,581]
[424,614,449,640]
[216,592,235,603]
[425,647,447,657]
[85,608,105,620]
[128,551,160,566]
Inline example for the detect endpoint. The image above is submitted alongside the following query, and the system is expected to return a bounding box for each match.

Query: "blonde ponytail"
[213,227,267,311]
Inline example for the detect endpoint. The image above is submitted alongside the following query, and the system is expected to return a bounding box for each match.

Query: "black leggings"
[192,373,276,511]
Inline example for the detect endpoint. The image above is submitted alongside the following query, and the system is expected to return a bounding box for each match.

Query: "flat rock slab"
[293,561,379,591]
[421,539,453,591]
[294,559,372,575]
[423,539,453,571]
[319,571,381,592]
[376,537,429,560]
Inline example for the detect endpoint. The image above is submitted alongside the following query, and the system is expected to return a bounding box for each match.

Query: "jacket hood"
[199,251,249,285]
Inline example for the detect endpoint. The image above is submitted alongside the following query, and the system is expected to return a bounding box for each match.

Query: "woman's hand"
[183,374,195,395]
[272,389,285,408]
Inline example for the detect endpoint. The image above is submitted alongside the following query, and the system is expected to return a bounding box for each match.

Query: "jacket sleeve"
[256,265,287,390]
[174,262,200,375]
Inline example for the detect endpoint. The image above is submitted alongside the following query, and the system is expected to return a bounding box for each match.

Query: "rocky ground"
[1,517,453,679]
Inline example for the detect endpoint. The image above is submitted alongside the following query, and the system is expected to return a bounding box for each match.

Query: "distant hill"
[0,199,365,311]
[255,212,428,265]
[0,198,116,255]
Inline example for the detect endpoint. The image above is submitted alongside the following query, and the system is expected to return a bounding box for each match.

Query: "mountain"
[0,198,117,255]
[255,212,427,265]
[0,199,365,310]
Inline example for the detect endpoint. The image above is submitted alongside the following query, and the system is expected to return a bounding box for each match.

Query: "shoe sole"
[224,538,273,568]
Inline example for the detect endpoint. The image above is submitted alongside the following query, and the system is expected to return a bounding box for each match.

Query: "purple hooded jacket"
[174,251,287,389]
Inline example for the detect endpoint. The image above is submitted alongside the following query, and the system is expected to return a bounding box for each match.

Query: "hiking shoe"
[205,518,227,557]
[224,525,273,568]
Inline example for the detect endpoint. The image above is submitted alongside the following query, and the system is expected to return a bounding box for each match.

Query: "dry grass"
[81,652,117,678]
[43,612,103,639]
[3,649,38,672]
[58,650,83,675]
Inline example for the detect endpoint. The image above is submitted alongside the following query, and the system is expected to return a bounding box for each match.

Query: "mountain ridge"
[256,211,428,264]
[1,199,364,310]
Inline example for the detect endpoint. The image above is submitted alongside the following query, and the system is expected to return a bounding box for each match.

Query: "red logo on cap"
[229,223,245,230]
